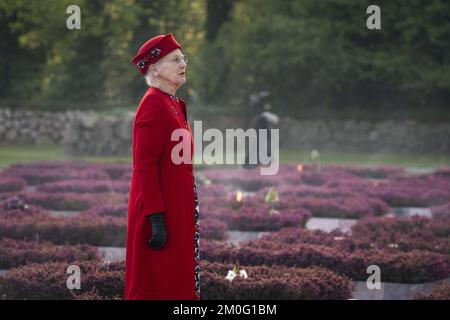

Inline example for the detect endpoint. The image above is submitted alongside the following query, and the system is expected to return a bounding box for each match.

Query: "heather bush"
[0,260,124,300]
[201,240,357,276]
[0,202,48,219]
[3,161,98,170]
[200,239,450,283]
[0,238,98,268]
[356,249,450,283]
[414,282,450,300]
[73,287,122,300]
[14,192,97,211]
[245,193,389,219]
[427,217,450,238]
[1,161,449,296]
[275,184,355,199]
[0,214,126,246]
[226,206,311,231]
[199,200,234,220]
[299,170,358,186]
[199,197,311,231]
[199,218,228,240]
[37,180,130,194]
[15,192,127,211]
[323,178,379,195]
[431,202,450,219]
[2,165,110,185]
[0,177,26,193]
[197,184,230,198]
[288,196,388,219]
[81,203,128,217]
[351,216,450,253]
[118,170,133,181]
[0,259,353,300]
[322,164,404,179]
[98,163,131,180]
[201,261,353,300]
[259,227,352,248]
[368,175,450,207]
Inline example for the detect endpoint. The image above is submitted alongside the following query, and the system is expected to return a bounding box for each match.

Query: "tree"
[200,0,450,116]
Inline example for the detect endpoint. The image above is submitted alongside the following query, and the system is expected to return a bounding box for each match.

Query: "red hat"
[132,33,182,75]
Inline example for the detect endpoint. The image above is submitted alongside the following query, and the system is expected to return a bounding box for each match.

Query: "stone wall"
[62,111,135,156]
[0,108,71,145]
[1,108,449,155]
[279,118,450,153]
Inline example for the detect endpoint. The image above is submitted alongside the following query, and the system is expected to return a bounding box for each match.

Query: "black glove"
[147,212,167,249]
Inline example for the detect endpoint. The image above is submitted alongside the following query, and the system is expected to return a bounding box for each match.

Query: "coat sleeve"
[134,97,168,216]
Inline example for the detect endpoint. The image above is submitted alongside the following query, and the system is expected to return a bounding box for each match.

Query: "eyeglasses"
[169,54,188,65]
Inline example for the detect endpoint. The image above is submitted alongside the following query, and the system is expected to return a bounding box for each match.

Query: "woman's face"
[156,49,187,86]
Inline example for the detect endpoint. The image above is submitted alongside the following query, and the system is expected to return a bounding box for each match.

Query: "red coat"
[124,86,199,300]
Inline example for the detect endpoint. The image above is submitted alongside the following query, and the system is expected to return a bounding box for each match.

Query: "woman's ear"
[151,65,160,78]
[148,65,158,78]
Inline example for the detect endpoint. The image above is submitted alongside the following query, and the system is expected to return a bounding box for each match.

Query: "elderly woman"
[124,33,200,300]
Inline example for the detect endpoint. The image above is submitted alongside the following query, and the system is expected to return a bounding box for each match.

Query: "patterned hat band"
[137,48,162,69]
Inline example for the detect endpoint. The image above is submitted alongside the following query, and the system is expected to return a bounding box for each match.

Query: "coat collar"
[149,86,183,102]
[149,86,188,121]
[147,87,193,151]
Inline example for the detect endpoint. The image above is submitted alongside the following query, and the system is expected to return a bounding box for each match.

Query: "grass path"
[1,144,450,171]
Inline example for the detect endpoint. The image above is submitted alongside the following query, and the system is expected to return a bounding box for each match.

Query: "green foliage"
[310,149,322,173]
[0,0,204,109]
[264,187,280,204]
[0,0,449,120]
[199,0,450,116]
